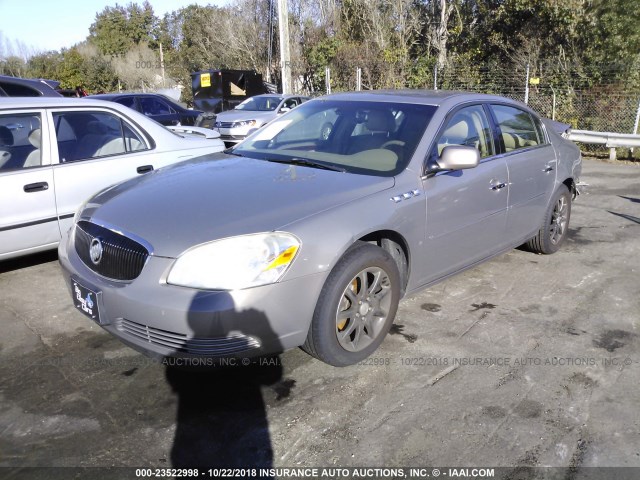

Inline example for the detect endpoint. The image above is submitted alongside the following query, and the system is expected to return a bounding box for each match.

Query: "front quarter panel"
[280,170,426,292]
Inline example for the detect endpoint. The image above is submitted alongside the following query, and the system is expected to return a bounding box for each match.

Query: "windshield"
[235,96,284,111]
[232,99,437,176]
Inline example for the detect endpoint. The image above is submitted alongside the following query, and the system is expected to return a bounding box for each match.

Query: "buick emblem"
[89,238,104,265]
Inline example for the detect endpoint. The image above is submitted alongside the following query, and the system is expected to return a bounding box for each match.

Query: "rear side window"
[52,111,148,162]
[491,104,542,152]
[115,96,137,110]
[0,112,43,170]
[139,97,172,115]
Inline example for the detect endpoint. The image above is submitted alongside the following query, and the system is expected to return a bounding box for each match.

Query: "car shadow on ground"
[165,294,284,472]
[166,360,282,470]
[0,250,58,274]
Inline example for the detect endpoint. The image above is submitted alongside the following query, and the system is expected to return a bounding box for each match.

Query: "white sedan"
[0,97,225,260]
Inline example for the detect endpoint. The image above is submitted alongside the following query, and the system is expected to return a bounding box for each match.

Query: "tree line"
[1,0,638,102]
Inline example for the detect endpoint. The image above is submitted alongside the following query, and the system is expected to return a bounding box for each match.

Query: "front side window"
[435,105,494,159]
[282,98,299,110]
[233,99,437,176]
[491,104,542,152]
[0,112,42,171]
[52,111,147,162]
[426,105,494,171]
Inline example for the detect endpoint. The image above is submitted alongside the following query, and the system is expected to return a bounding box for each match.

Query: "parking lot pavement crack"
[1,301,50,351]
[426,364,459,386]
[457,312,490,339]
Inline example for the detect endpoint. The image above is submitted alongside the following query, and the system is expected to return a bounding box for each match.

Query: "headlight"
[166,232,300,290]
[231,120,257,128]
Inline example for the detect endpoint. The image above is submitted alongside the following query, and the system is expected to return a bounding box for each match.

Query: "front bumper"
[58,228,326,360]
[216,127,249,145]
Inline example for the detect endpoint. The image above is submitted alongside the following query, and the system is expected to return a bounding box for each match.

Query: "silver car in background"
[214,94,310,145]
[59,91,581,366]
[0,97,225,260]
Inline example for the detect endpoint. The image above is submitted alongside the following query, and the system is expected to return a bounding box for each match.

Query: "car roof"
[0,75,62,97]
[0,96,134,109]
[325,89,520,107]
[251,93,300,99]
[90,92,171,99]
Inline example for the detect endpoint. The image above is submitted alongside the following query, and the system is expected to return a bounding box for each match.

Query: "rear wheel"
[525,184,571,254]
[302,242,401,366]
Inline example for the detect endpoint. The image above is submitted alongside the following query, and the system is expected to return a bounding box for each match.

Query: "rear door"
[0,109,58,259]
[420,104,510,283]
[489,104,557,240]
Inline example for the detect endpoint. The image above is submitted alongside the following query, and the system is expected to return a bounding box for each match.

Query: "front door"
[420,104,510,283]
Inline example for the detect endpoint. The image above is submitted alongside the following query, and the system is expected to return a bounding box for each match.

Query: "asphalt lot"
[0,158,639,476]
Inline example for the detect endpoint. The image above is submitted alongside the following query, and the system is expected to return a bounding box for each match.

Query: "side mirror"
[279,107,291,114]
[436,145,480,171]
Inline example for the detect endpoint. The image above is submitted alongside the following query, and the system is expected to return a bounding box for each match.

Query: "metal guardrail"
[567,130,640,160]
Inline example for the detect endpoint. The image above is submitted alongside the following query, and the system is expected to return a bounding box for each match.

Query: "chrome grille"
[217,121,235,128]
[117,319,261,355]
[75,221,149,281]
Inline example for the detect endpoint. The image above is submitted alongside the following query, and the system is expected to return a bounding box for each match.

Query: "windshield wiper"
[224,148,244,157]
[264,157,346,172]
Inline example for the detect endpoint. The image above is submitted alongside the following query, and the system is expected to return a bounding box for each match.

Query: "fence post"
[356,68,362,91]
[433,64,438,90]
[524,63,530,104]
[632,97,640,156]
[325,67,331,95]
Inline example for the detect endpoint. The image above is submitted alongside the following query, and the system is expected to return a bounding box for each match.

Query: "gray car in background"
[59,90,581,366]
[214,94,310,145]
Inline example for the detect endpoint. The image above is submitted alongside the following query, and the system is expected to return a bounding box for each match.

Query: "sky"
[0,0,227,55]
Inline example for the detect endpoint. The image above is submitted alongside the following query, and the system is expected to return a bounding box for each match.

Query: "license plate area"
[72,279,102,324]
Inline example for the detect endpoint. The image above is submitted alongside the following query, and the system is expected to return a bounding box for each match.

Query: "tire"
[302,242,401,366]
[525,184,572,254]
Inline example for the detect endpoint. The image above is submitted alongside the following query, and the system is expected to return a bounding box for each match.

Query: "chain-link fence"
[435,61,640,136]
[322,61,640,137]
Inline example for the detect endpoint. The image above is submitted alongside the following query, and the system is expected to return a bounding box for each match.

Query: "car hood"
[86,154,394,258]
[216,109,278,124]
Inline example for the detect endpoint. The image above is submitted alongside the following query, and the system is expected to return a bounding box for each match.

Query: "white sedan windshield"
[236,96,284,111]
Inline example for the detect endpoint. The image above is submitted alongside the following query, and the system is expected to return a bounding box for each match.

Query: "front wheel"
[525,184,572,254]
[302,242,401,366]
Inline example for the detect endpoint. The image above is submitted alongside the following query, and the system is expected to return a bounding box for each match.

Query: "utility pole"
[277,0,292,94]
[266,0,274,83]
[159,42,165,87]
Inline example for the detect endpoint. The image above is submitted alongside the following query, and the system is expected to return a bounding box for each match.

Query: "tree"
[89,1,157,56]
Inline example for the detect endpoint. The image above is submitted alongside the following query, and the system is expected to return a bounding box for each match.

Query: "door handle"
[543,165,554,173]
[490,182,507,191]
[137,165,154,174]
[24,182,49,193]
